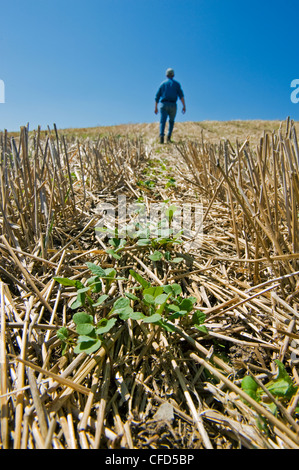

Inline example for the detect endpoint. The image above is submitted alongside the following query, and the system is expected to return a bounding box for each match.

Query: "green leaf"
[76,334,96,343]
[108,238,118,248]
[156,237,171,245]
[86,275,99,285]
[92,294,109,307]
[61,342,68,355]
[241,375,259,401]
[96,317,117,335]
[143,286,164,298]
[117,306,134,320]
[86,276,102,292]
[143,294,155,305]
[163,284,182,297]
[57,327,68,341]
[92,282,103,293]
[266,360,298,399]
[165,205,178,221]
[267,380,291,398]
[143,286,165,306]
[149,251,163,262]
[108,238,126,250]
[129,311,145,320]
[77,286,92,294]
[242,375,258,392]
[54,277,76,287]
[137,238,151,246]
[73,312,93,324]
[112,297,131,311]
[177,298,196,313]
[54,277,84,289]
[74,338,102,355]
[264,402,278,415]
[125,291,139,301]
[104,268,117,278]
[95,226,107,233]
[142,313,162,323]
[75,323,95,335]
[156,320,176,332]
[275,359,293,382]
[195,325,209,334]
[70,295,85,310]
[193,310,206,325]
[106,249,122,260]
[169,312,188,320]
[86,262,106,278]
[167,304,180,312]
[154,294,169,305]
[129,270,150,289]
[266,377,297,399]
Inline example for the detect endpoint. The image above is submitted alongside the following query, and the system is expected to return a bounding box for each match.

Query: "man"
[155,68,186,143]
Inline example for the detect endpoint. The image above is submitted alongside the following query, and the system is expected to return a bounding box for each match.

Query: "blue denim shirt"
[155,78,184,104]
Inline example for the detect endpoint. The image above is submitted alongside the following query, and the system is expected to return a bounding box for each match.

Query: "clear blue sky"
[1,0,298,131]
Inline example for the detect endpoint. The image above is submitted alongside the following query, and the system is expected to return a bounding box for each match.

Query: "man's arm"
[181,96,186,114]
[155,84,162,114]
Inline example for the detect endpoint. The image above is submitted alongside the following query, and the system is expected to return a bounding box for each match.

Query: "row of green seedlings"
[54,268,299,424]
[55,262,207,355]
[54,199,299,422]
[54,263,299,424]
[55,203,199,355]
[99,203,186,264]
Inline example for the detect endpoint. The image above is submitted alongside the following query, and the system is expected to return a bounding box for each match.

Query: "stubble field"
[0,118,299,449]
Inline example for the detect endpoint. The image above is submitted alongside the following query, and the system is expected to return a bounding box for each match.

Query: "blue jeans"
[160,102,177,138]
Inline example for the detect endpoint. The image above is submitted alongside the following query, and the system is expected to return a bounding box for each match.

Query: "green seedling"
[96,202,184,255]
[241,360,299,415]
[105,237,127,260]
[148,249,184,264]
[59,312,117,355]
[137,229,183,249]
[129,271,206,332]
[54,264,118,314]
[54,263,207,356]
[137,179,156,189]
[165,177,176,188]
[56,327,72,355]
[54,262,124,312]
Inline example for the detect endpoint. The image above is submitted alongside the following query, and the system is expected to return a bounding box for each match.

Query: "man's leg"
[167,104,177,142]
[159,105,168,143]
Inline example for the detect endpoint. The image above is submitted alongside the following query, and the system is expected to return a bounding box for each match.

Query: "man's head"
[166,68,175,78]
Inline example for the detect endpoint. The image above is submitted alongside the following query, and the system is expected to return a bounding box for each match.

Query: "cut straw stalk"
[1,121,299,450]
[0,282,9,449]
[94,357,112,448]
[48,326,125,413]
[9,355,91,395]
[161,334,213,449]
[1,235,53,314]
[78,361,103,432]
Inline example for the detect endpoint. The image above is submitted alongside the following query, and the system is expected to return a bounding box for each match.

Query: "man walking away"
[155,68,186,144]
